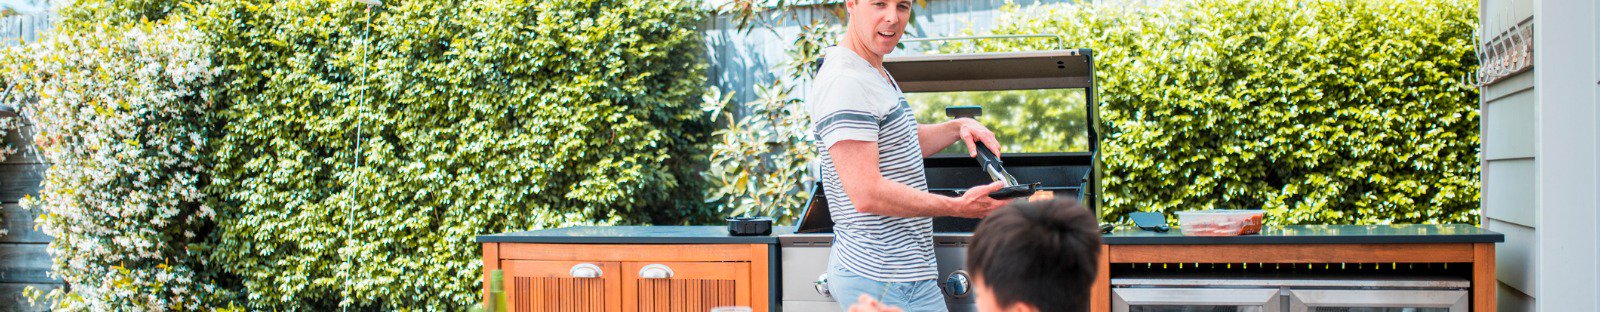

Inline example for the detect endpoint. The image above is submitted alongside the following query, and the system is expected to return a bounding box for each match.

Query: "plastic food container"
[1175,210,1265,236]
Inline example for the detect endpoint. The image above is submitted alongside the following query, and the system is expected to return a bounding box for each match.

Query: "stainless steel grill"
[778,44,1101,311]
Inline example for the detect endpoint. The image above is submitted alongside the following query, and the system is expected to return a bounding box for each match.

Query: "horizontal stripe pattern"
[815,98,936,283]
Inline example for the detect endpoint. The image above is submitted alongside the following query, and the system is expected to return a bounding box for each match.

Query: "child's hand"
[847,294,904,312]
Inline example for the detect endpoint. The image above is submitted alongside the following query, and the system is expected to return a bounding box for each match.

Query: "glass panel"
[1129,306,1265,312]
[906,89,1090,154]
[1311,308,1449,312]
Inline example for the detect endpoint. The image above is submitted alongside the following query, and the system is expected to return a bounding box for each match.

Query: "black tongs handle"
[974,138,1036,199]
[972,141,1013,185]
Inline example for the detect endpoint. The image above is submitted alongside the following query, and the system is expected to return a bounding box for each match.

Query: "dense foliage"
[0,109,19,163]
[908,89,1091,154]
[195,0,712,308]
[955,0,1481,224]
[6,0,713,309]
[702,20,836,223]
[0,17,227,310]
[50,0,197,32]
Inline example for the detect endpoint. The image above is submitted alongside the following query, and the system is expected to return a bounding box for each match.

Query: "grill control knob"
[814,273,831,298]
[944,270,971,298]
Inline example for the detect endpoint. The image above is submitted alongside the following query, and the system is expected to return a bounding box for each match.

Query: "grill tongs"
[946,106,1039,199]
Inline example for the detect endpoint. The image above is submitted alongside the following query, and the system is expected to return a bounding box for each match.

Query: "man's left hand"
[954,118,1001,158]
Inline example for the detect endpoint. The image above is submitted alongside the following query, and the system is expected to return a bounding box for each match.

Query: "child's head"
[968,198,1102,312]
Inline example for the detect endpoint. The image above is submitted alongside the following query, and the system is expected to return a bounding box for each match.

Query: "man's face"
[974,277,1038,312]
[845,0,911,57]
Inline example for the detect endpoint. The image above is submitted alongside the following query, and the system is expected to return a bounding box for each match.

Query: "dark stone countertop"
[477,225,798,244]
[1100,224,1504,245]
[479,224,1502,245]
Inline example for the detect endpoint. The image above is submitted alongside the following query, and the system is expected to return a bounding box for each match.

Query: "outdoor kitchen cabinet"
[500,260,621,311]
[478,227,778,312]
[626,261,752,311]
[1095,225,1504,312]
[496,259,752,312]
[481,224,1502,312]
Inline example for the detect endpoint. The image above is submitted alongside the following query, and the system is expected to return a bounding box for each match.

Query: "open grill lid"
[796,48,1102,234]
[883,49,1096,92]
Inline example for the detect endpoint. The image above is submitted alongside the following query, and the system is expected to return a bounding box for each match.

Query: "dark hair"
[968,198,1101,312]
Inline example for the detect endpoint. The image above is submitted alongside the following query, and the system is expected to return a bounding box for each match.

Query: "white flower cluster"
[0,107,21,163]
[2,18,223,310]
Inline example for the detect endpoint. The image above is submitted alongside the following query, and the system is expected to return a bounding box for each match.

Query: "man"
[850,198,1103,312]
[808,0,1014,310]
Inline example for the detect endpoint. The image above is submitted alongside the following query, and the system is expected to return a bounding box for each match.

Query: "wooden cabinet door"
[503,260,622,312]
[623,261,751,312]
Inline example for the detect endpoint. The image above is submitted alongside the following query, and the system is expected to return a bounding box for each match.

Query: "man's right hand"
[951,181,1014,218]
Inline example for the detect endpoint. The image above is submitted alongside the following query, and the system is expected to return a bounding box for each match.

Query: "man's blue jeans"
[827,262,949,312]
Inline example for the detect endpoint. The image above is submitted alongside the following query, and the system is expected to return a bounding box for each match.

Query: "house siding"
[1482,0,1600,311]
[1478,0,1540,309]
[1531,0,1600,310]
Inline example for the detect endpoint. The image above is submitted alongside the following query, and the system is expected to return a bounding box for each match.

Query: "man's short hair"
[968,198,1102,312]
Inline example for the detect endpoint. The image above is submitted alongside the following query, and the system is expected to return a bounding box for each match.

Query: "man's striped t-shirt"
[807,46,936,283]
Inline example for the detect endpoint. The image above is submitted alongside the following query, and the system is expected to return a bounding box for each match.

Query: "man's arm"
[832,140,1010,218]
[916,118,1002,158]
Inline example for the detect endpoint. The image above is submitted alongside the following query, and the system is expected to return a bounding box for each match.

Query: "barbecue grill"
[779,40,1101,311]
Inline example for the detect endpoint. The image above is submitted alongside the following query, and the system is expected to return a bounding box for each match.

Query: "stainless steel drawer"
[1111,276,1469,312]
[1287,289,1468,312]
[1113,288,1282,312]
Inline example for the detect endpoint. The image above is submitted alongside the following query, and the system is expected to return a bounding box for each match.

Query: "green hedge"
[8,0,712,309]
[909,89,1091,155]
[51,0,196,32]
[194,0,712,308]
[957,0,1481,224]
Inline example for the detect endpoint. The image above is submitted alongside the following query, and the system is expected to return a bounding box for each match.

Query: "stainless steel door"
[1112,288,1282,312]
[1287,289,1468,312]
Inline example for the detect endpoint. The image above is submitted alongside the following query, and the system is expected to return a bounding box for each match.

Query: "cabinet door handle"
[569,263,602,278]
[638,264,674,279]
